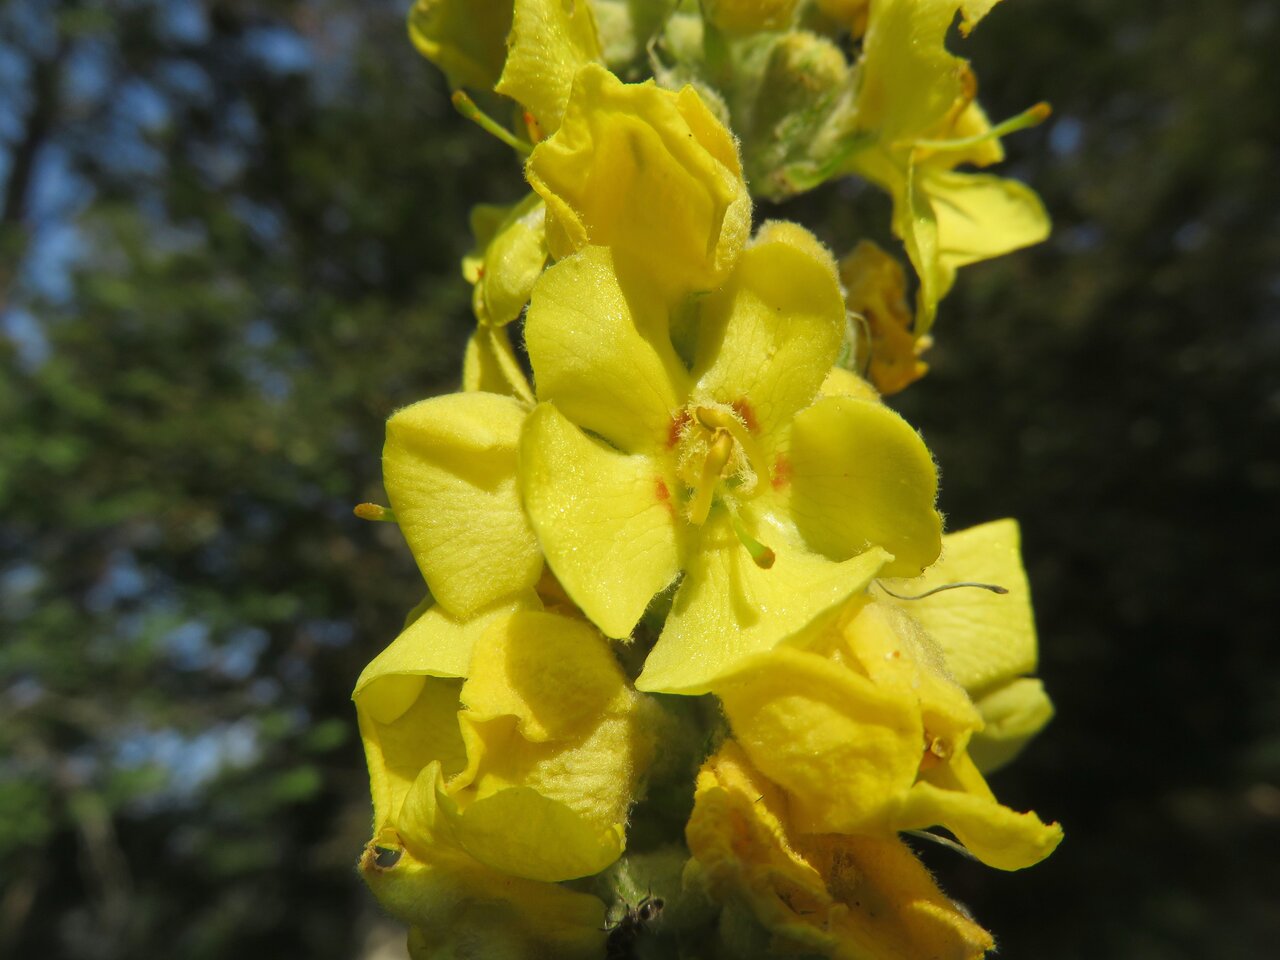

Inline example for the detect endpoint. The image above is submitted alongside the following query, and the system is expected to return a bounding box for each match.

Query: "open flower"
[846,0,1049,331]
[518,220,942,694]
[686,741,995,960]
[354,603,658,954]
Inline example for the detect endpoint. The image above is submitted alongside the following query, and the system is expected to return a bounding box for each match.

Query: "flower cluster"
[356,2,1061,958]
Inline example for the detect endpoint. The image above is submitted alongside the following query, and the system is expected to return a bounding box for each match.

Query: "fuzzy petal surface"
[788,394,941,577]
[524,245,689,455]
[879,518,1037,695]
[519,402,680,639]
[713,647,922,832]
[459,610,630,742]
[384,392,542,617]
[527,64,751,299]
[357,680,467,834]
[692,222,845,454]
[686,742,994,960]
[636,514,888,693]
[496,0,602,133]
[898,771,1063,871]
[968,677,1055,772]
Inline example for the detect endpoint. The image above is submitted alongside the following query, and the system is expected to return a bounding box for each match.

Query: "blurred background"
[1,0,1277,958]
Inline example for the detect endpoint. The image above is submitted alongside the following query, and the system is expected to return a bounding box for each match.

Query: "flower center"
[672,401,775,568]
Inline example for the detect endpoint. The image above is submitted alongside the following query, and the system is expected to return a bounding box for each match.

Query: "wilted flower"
[686,741,996,960]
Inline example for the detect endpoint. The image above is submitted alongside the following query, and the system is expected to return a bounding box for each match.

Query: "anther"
[354,503,397,522]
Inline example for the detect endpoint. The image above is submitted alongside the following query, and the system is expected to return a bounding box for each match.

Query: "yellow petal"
[457,709,651,841]
[897,773,1063,871]
[686,742,994,960]
[958,0,1004,35]
[787,394,942,578]
[471,194,548,328]
[356,680,466,833]
[384,392,542,618]
[637,514,889,694]
[527,64,751,300]
[968,677,1055,772]
[524,245,689,455]
[435,774,626,881]
[929,169,1051,275]
[407,0,513,92]
[359,833,606,960]
[712,647,922,833]
[819,365,881,402]
[459,610,628,741]
[354,594,536,697]
[855,0,966,146]
[496,0,602,134]
[692,223,845,452]
[445,705,650,881]
[879,518,1037,695]
[519,402,681,639]
[462,326,536,404]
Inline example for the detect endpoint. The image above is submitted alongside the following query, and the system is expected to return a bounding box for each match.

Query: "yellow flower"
[518,220,942,694]
[526,63,752,303]
[356,605,655,880]
[711,555,1062,870]
[879,518,1056,771]
[848,0,1049,332]
[686,741,995,960]
[409,0,600,138]
[354,603,657,954]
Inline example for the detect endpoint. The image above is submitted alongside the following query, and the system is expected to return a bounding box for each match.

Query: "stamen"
[687,430,734,525]
[354,503,397,522]
[451,91,534,155]
[695,405,767,490]
[877,580,1007,601]
[730,512,776,569]
[913,101,1052,154]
